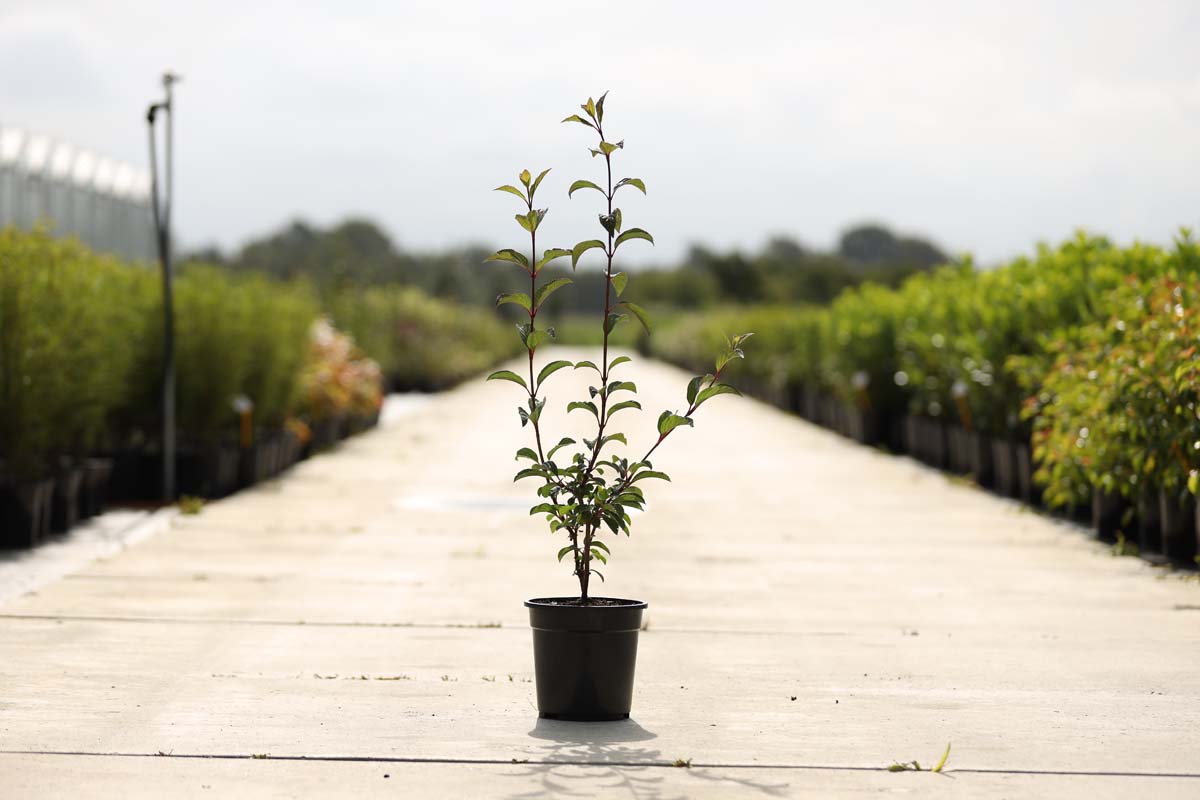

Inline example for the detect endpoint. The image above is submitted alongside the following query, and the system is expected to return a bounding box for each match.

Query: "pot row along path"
[2,349,1199,799]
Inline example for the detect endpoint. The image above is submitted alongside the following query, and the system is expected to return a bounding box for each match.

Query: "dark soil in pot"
[525,597,646,722]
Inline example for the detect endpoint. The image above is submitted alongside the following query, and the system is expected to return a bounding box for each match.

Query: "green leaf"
[534,249,571,273]
[632,470,671,483]
[608,380,637,395]
[496,292,532,311]
[583,97,597,119]
[534,278,572,308]
[611,272,628,297]
[696,383,742,407]
[605,312,627,334]
[537,360,573,386]
[530,503,556,515]
[615,177,646,195]
[686,374,713,405]
[515,447,539,461]
[606,399,641,418]
[613,208,623,233]
[568,401,599,418]
[615,228,654,249]
[530,168,551,197]
[569,179,605,198]
[516,208,547,233]
[599,213,617,236]
[609,355,632,370]
[599,140,623,155]
[657,411,693,436]
[494,184,527,202]
[595,90,608,123]
[574,360,600,373]
[513,467,544,482]
[572,239,607,269]
[590,549,608,565]
[519,169,532,187]
[561,114,595,129]
[602,432,628,447]
[487,370,527,389]
[620,301,652,333]
[716,349,747,373]
[525,329,553,352]
[483,249,530,269]
[557,545,575,562]
[548,437,576,460]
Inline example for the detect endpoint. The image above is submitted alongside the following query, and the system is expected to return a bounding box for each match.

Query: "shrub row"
[327,285,521,391]
[651,231,1200,564]
[0,228,513,547]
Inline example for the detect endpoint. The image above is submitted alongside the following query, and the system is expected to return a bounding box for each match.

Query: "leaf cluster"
[486,94,751,598]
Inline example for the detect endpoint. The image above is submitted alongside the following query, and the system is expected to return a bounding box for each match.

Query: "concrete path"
[2,349,1199,798]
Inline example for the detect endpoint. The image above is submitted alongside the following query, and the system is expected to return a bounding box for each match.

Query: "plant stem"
[574,123,616,602]
[527,214,546,462]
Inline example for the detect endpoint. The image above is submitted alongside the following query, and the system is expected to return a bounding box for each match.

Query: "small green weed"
[1111,532,1139,557]
[178,496,205,515]
[888,743,951,773]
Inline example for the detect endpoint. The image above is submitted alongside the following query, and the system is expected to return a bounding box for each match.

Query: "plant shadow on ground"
[502,718,789,799]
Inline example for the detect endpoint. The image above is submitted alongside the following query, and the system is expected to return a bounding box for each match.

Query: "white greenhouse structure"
[0,125,156,262]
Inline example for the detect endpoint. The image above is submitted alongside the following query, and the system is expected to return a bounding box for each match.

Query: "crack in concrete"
[0,612,851,636]
[2,750,1199,779]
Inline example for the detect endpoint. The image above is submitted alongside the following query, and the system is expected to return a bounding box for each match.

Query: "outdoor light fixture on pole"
[147,72,180,502]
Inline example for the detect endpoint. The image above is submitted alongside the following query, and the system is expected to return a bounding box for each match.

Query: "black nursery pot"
[525,597,647,721]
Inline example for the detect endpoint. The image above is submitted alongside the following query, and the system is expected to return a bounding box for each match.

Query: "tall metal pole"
[162,73,176,503]
[148,72,180,502]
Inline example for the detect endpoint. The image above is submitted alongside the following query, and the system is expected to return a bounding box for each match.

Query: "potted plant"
[486,94,751,721]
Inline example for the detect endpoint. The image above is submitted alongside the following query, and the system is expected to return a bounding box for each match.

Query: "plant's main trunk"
[578,522,593,604]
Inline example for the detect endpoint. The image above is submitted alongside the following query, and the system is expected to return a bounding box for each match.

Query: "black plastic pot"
[525,597,647,721]
[51,465,85,533]
[801,387,819,422]
[990,438,1017,497]
[107,447,156,502]
[1159,490,1196,564]
[922,417,949,469]
[239,442,267,488]
[964,431,993,488]
[1,478,55,549]
[1091,490,1127,542]
[945,425,968,474]
[1137,489,1163,556]
[1014,442,1039,506]
[81,458,114,519]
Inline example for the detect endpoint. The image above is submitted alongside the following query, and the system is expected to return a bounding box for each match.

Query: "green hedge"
[0,228,512,482]
[651,230,1200,511]
[328,285,519,391]
[0,230,146,476]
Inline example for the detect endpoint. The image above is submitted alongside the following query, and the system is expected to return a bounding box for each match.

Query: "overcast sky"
[3,0,1199,266]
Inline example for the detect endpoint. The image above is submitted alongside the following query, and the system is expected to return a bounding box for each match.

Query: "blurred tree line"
[187,218,947,315]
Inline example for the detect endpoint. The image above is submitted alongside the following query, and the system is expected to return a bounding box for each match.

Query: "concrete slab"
[1,348,1198,797]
